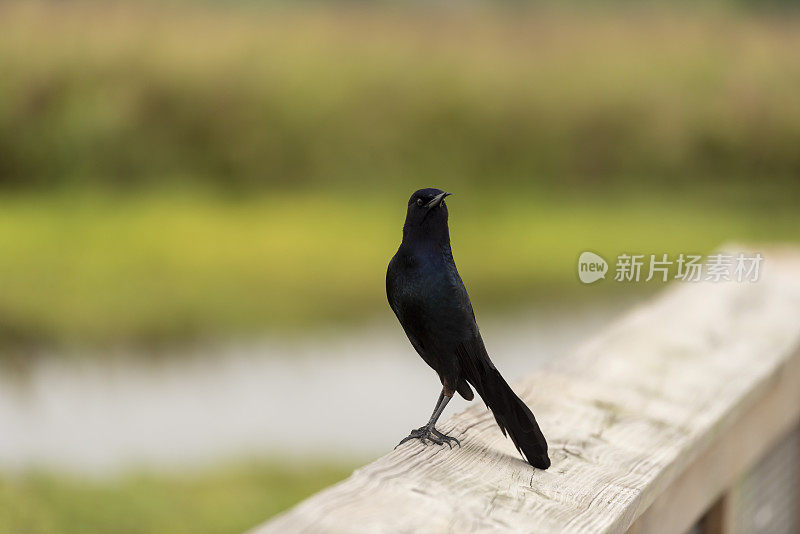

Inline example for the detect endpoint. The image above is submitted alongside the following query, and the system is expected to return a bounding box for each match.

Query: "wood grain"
[249,247,800,534]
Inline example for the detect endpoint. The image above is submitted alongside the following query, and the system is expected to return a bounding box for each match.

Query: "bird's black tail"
[457,344,550,469]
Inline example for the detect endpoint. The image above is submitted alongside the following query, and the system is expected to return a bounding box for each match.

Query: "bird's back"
[388,242,477,339]
[387,241,485,395]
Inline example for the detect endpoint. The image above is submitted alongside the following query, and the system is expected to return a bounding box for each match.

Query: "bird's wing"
[444,251,481,339]
[386,256,429,358]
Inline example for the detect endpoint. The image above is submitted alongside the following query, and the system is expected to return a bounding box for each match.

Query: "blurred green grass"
[0,189,797,349]
[0,460,354,534]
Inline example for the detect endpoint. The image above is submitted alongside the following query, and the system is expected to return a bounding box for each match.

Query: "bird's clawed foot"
[395,425,461,449]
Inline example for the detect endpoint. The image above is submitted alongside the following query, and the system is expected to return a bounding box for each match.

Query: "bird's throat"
[402,221,451,249]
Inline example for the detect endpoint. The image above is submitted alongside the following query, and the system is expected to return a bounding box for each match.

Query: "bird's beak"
[425,192,452,209]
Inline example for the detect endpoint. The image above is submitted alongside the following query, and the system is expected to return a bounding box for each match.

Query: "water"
[0,300,633,475]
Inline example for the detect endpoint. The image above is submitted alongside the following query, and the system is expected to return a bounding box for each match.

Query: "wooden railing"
[250,247,800,534]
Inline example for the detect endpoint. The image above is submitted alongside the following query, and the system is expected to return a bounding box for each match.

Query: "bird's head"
[403,188,452,239]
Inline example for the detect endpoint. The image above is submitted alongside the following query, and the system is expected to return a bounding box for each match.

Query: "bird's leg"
[396,388,461,449]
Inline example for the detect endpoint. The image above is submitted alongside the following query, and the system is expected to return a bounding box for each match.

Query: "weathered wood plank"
[250,248,800,534]
[626,359,800,534]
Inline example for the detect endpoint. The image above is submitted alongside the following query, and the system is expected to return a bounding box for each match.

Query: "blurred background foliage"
[1,1,799,532]
[0,1,798,350]
[2,4,800,189]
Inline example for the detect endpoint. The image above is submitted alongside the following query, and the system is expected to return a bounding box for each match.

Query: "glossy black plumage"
[387,188,550,469]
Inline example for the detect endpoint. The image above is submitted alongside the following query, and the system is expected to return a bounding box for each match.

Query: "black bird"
[386,188,550,469]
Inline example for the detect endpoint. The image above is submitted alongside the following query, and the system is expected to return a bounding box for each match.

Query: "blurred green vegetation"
[0,189,796,349]
[0,460,353,534]
[0,2,798,350]
[1,3,799,190]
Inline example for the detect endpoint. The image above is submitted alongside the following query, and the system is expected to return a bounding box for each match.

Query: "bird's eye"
[416,198,424,206]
